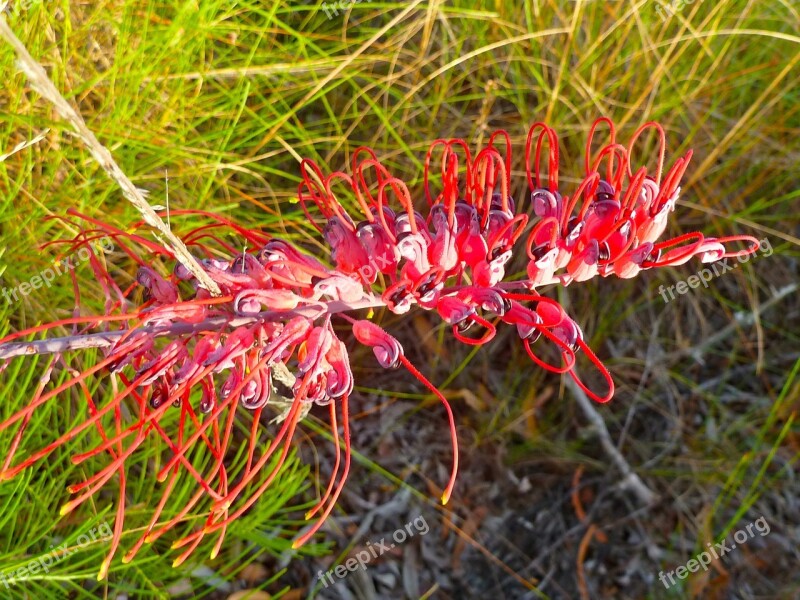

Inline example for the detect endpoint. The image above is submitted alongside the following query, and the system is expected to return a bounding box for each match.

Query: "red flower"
[0,119,760,576]
[523,120,760,285]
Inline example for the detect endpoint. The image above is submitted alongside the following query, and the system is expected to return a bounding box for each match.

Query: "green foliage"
[0,0,798,597]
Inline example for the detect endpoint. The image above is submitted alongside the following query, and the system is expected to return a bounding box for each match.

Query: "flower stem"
[0,298,384,360]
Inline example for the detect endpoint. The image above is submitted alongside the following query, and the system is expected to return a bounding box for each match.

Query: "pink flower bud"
[324,336,353,399]
[136,267,179,304]
[351,320,403,368]
[203,327,255,372]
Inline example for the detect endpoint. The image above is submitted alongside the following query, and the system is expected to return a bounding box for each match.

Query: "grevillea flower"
[523,120,759,285]
[0,119,759,577]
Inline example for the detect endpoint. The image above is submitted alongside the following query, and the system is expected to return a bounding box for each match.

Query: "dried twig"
[0,15,222,296]
[566,377,658,505]
[576,524,599,600]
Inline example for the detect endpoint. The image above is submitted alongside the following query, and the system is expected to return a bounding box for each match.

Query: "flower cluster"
[523,120,755,285]
[0,119,759,577]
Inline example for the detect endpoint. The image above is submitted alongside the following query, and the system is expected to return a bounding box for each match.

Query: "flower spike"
[0,118,761,574]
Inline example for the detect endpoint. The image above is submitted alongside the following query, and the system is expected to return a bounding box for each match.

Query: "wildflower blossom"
[0,119,759,576]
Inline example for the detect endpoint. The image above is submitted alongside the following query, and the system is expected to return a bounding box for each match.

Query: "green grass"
[0,0,798,597]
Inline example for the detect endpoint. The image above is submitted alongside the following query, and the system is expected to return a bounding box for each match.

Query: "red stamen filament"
[397,356,458,505]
